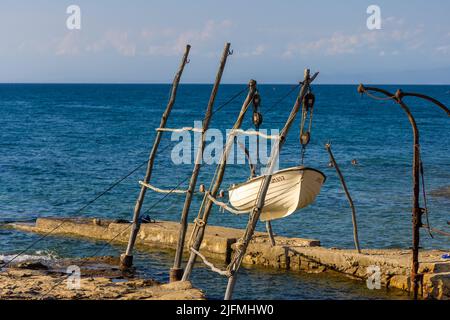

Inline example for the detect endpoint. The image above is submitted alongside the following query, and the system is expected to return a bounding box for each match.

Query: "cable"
[39,175,190,299]
[0,157,150,269]
[2,86,247,269]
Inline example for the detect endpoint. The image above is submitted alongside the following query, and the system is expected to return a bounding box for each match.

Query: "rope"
[139,181,187,194]
[419,160,433,238]
[156,127,204,133]
[3,86,248,269]
[204,192,251,215]
[429,227,450,237]
[364,91,396,101]
[211,87,248,116]
[0,157,149,269]
[230,129,280,140]
[190,248,230,277]
[38,173,190,299]
[263,84,300,121]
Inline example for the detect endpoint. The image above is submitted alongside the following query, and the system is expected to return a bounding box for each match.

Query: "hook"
[228,49,234,56]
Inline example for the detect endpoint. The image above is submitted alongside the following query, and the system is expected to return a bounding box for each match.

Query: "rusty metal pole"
[170,42,233,282]
[119,45,191,269]
[357,85,421,299]
[358,85,449,299]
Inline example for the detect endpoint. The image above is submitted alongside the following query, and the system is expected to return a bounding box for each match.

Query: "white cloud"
[56,32,81,56]
[281,17,425,58]
[54,19,232,57]
[141,19,233,56]
[240,45,266,57]
[85,31,136,56]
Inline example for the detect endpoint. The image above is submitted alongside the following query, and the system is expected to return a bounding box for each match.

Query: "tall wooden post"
[119,45,191,269]
[181,80,258,281]
[170,42,233,281]
[224,69,317,300]
[325,142,361,253]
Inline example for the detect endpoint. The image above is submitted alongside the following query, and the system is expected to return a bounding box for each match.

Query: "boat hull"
[228,166,326,221]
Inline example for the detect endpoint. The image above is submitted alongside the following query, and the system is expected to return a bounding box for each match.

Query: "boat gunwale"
[228,166,327,192]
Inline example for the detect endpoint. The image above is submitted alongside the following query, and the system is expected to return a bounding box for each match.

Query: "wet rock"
[0,256,204,300]
[16,261,49,270]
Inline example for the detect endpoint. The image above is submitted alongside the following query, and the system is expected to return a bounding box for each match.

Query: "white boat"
[228,166,326,222]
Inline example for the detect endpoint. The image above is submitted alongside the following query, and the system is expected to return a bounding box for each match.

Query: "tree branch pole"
[224,69,318,300]
[266,221,276,246]
[324,142,361,253]
[358,84,421,299]
[181,80,258,282]
[119,45,191,269]
[170,42,233,281]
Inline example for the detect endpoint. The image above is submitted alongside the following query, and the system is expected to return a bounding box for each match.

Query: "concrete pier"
[8,217,450,300]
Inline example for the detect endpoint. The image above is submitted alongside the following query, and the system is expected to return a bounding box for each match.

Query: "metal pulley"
[300,132,310,146]
[299,90,315,163]
[303,92,315,111]
[252,111,263,127]
[252,91,263,127]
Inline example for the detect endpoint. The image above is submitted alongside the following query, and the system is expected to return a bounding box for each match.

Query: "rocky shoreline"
[0,256,204,300]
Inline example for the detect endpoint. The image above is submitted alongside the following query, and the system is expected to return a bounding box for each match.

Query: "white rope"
[190,248,230,277]
[139,181,187,194]
[156,127,204,133]
[204,192,251,215]
[230,129,280,140]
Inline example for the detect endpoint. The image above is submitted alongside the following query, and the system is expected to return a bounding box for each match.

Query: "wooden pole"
[170,42,233,281]
[324,142,361,253]
[266,221,276,246]
[119,45,191,269]
[181,79,258,281]
[224,69,318,300]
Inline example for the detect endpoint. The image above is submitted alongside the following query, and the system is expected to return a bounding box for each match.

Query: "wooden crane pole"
[120,45,191,269]
[223,69,318,300]
[170,43,233,281]
[181,79,258,282]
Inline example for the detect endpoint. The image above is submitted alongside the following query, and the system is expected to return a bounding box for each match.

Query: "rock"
[16,261,49,270]
[0,256,204,300]
[423,272,450,300]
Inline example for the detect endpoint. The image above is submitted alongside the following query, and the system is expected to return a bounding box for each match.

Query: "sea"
[0,83,449,299]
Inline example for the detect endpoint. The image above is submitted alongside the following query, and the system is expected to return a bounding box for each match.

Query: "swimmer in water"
[351,159,358,166]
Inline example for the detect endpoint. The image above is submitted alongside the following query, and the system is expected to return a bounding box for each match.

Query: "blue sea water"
[0,83,449,299]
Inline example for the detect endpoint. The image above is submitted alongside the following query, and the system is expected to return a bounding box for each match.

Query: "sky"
[0,0,449,84]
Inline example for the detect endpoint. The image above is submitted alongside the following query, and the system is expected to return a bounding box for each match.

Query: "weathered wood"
[266,221,276,246]
[324,143,361,253]
[171,43,232,281]
[224,69,318,300]
[181,80,258,281]
[119,44,191,269]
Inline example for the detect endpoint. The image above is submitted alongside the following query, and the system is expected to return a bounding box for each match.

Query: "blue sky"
[0,0,449,84]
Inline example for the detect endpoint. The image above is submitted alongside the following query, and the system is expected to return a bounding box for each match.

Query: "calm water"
[1,83,449,299]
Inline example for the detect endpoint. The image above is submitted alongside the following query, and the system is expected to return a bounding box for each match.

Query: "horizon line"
[1,82,449,86]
